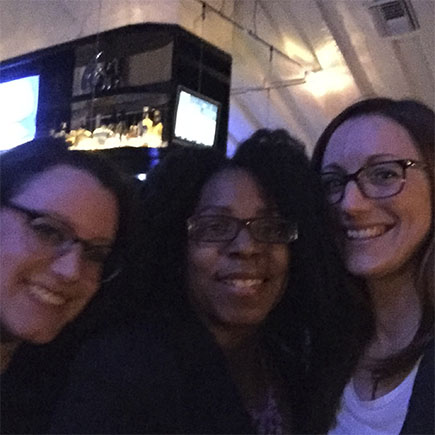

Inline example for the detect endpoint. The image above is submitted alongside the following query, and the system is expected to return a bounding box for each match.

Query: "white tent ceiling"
[1,0,433,155]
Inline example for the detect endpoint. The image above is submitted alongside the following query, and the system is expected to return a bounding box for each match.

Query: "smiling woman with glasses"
[48,129,370,434]
[0,137,135,434]
[312,98,434,434]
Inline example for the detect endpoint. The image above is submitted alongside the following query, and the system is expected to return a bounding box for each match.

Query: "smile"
[29,284,67,306]
[221,278,264,288]
[345,225,389,240]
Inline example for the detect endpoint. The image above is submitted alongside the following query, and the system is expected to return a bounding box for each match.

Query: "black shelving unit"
[0,23,232,174]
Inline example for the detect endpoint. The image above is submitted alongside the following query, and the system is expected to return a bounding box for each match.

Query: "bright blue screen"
[0,75,40,151]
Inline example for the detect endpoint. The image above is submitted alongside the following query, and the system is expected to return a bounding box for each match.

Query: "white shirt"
[329,359,421,435]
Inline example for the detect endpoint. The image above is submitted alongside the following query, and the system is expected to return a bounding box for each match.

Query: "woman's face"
[0,165,118,344]
[321,115,432,280]
[187,168,289,336]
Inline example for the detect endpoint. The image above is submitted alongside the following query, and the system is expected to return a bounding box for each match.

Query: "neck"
[210,322,260,354]
[366,264,421,352]
[213,325,269,408]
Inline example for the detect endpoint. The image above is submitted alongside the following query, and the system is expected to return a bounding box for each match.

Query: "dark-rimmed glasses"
[187,215,298,244]
[320,159,427,205]
[5,201,119,282]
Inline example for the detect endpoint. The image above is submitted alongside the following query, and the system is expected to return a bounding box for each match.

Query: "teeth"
[29,285,66,306]
[346,226,387,240]
[224,279,263,288]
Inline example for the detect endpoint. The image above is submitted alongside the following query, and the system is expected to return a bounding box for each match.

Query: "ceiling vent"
[369,0,420,37]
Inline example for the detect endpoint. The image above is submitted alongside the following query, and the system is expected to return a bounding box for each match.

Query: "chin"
[19,326,62,345]
[221,311,267,329]
[346,256,400,280]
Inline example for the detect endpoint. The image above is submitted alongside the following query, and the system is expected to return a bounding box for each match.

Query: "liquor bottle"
[115,110,128,137]
[147,109,163,147]
[138,106,153,136]
[93,113,111,147]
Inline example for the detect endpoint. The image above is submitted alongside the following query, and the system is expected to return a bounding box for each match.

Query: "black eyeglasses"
[320,159,427,205]
[5,201,119,282]
[187,215,298,244]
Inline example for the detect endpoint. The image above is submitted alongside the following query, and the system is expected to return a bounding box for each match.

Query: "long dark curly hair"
[134,130,373,432]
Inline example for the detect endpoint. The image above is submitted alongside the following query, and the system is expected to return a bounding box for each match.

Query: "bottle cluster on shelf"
[51,106,166,151]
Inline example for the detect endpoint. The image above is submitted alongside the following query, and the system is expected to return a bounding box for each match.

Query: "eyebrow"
[30,208,114,246]
[194,205,281,216]
[322,153,403,172]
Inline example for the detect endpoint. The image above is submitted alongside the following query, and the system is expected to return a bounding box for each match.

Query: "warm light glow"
[283,39,315,65]
[67,131,167,150]
[316,42,342,69]
[304,68,353,97]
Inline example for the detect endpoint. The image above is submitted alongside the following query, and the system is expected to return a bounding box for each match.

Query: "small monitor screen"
[0,75,40,151]
[174,88,220,147]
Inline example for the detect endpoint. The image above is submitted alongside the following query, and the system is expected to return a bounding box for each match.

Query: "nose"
[226,225,261,257]
[339,180,372,216]
[50,244,82,282]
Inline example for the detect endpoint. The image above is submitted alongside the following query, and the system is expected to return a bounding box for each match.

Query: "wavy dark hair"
[0,137,138,333]
[312,98,434,382]
[234,129,373,432]
[137,130,373,432]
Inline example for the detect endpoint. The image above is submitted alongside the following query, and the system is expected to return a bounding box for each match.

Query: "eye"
[29,218,69,246]
[83,246,112,264]
[189,216,232,241]
[201,218,231,237]
[321,174,345,194]
[254,219,292,242]
[366,164,402,185]
[255,221,282,237]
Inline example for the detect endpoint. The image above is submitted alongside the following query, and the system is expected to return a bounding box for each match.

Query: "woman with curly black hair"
[49,129,371,434]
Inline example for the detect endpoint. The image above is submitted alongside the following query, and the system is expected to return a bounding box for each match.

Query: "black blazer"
[49,313,256,434]
[1,333,85,434]
[400,340,434,434]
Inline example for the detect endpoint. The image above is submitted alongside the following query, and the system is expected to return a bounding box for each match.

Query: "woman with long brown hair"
[312,98,434,434]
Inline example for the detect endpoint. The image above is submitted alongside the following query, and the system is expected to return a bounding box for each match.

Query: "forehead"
[12,165,118,240]
[322,115,421,169]
[196,168,270,215]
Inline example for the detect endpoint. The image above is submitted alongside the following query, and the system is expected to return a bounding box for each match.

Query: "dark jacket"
[1,333,87,434]
[48,313,258,434]
[400,340,434,434]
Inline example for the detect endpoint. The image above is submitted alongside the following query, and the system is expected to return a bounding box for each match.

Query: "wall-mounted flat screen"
[0,75,40,151]
[173,86,220,147]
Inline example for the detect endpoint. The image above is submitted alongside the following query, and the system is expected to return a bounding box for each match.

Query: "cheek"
[398,185,432,245]
[186,244,217,296]
[0,236,33,297]
[275,246,289,274]
[76,281,101,306]
[269,246,289,291]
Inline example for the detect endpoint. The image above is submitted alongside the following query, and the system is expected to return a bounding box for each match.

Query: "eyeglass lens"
[188,216,297,243]
[27,216,117,282]
[321,161,406,204]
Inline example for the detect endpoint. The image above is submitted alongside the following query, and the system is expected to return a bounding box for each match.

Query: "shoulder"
[48,316,186,434]
[401,340,434,434]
